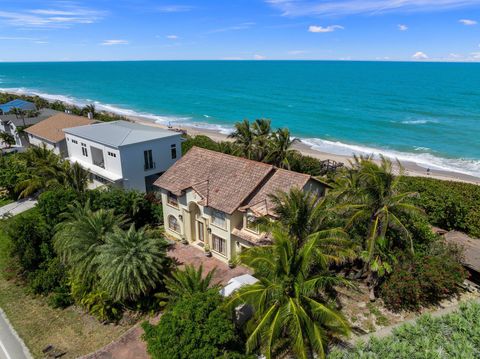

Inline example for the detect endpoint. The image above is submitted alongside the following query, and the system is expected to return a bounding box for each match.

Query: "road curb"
[0,308,33,359]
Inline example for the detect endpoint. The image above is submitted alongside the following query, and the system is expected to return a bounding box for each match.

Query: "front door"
[197,221,205,242]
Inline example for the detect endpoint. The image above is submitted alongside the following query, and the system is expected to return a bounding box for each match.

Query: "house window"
[168,215,180,232]
[212,234,227,255]
[72,139,78,144]
[171,144,177,159]
[144,150,154,170]
[246,214,259,233]
[211,209,226,229]
[167,192,178,206]
[107,151,116,158]
[81,143,88,157]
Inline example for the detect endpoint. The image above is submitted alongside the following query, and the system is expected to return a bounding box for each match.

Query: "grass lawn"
[0,198,13,207]
[0,217,130,359]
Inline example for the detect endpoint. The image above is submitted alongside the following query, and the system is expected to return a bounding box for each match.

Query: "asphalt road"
[0,310,30,359]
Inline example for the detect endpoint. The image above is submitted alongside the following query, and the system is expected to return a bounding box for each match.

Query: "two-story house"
[24,113,95,157]
[154,147,329,262]
[64,120,182,192]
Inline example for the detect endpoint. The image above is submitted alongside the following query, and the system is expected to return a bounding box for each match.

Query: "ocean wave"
[301,137,480,178]
[401,119,438,125]
[1,86,478,178]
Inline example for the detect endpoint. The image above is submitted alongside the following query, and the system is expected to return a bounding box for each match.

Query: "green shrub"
[182,135,220,154]
[400,176,480,237]
[47,290,74,309]
[37,187,79,227]
[142,289,251,359]
[380,242,467,311]
[329,301,480,358]
[6,210,53,274]
[28,257,68,295]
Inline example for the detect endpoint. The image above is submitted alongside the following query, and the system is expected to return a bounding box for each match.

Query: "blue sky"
[0,0,479,62]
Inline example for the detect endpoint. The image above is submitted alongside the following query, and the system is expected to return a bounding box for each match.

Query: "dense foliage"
[380,242,467,311]
[143,289,251,359]
[329,301,480,358]
[0,92,126,122]
[400,176,480,237]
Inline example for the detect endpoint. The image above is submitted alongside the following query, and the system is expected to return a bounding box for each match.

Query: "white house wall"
[65,134,123,178]
[27,134,63,156]
[120,136,182,192]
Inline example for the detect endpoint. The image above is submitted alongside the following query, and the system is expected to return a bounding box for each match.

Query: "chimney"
[87,112,93,120]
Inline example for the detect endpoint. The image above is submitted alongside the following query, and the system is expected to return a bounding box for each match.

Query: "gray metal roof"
[63,120,180,148]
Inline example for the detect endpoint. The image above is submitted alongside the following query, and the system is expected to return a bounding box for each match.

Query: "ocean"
[0,61,479,177]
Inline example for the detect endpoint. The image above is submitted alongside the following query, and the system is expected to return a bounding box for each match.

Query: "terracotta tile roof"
[154,147,275,214]
[231,228,272,246]
[24,113,95,143]
[240,169,311,217]
[154,147,326,215]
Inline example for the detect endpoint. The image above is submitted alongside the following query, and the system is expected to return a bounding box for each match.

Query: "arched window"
[168,215,180,232]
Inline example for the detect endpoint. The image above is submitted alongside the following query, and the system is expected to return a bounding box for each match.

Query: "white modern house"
[154,147,330,262]
[63,120,182,192]
[24,113,95,157]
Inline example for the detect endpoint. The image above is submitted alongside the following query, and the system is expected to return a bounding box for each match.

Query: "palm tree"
[15,145,66,198]
[11,107,26,127]
[262,188,355,265]
[340,156,421,299]
[65,162,90,195]
[228,119,255,159]
[164,264,218,300]
[96,225,170,302]
[54,201,127,288]
[228,228,350,359]
[251,118,272,161]
[266,128,299,169]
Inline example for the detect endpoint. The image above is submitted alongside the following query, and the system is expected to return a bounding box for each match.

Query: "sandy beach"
[128,115,480,185]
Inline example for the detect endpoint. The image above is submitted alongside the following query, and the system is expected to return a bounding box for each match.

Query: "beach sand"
[128,115,480,185]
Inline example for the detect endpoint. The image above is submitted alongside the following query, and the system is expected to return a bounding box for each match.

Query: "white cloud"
[449,53,462,58]
[266,0,479,17]
[471,52,480,59]
[157,5,194,13]
[208,22,255,34]
[459,19,477,25]
[308,25,344,33]
[253,54,266,60]
[398,24,408,31]
[166,35,179,40]
[0,36,37,41]
[288,50,308,55]
[412,51,428,60]
[101,39,129,46]
[0,5,104,28]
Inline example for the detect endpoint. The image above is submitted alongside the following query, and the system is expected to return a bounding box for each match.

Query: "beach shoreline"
[128,115,480,185]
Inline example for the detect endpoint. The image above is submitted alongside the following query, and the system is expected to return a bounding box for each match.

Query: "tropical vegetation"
[329,301,480,359]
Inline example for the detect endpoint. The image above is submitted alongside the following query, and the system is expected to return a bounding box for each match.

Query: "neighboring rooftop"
[63,120,179,148]
[444,230,480,273]
[0,99,36,114]
[24,113,95,143]
[154,146,325,215]
[0,108,58,127]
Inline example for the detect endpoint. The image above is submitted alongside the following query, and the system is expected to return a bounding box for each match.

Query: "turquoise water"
[0,61,479,176]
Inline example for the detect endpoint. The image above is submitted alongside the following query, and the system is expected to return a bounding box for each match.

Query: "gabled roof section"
[0,99,36,113]
[154,147,328,215]
[154,147,275,214]
[63,120,180,148]
[25,113,95,143]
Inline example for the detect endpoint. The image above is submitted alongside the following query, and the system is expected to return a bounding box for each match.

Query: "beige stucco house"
[154,146,329,262]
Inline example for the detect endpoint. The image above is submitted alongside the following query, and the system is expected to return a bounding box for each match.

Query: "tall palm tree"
[266,128,299,169]
[65,162,90,195]
[96,225,170,302]
[251,118,272,161]
[340,156,421,298]
[228,228,350,359]
[54,201,127,287]
[11,107,26,127]
[0,132,15,148]
[228,119,255,159]
[262,188,355,265]
[164,264,217,300]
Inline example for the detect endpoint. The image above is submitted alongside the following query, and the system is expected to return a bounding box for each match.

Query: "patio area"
[167,242,252,286]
